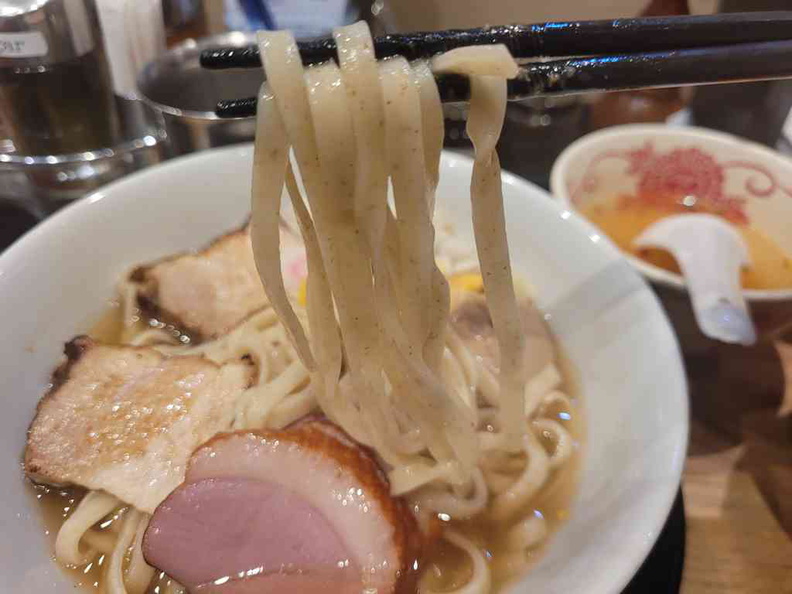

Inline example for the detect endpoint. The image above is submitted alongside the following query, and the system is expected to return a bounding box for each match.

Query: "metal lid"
[137,31,261,120]
[0,0,99,67]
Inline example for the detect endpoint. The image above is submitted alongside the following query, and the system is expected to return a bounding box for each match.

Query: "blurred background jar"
[0,0,120,156]
[0,0,167,216]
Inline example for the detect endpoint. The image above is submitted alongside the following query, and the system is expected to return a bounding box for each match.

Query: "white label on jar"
[0,32,49,58]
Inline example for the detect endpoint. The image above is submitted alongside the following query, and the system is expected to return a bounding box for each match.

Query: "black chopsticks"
[204,12,792,119]
[201,12,792,69]
[216,40,792,118]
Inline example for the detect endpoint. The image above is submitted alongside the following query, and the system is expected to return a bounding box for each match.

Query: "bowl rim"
[549,123,792,302]
[0,145,688,594]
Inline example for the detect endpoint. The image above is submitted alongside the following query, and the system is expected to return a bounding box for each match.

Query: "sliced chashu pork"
[144,419,424,594]
[24,337,254,513]
[451,292,554,379]
[131,223,306,342]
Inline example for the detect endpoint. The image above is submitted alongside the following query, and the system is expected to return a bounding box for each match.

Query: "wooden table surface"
[682,341,792,594]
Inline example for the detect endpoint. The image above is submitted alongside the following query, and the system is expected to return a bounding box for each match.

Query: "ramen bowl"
[551,124,792,352]
[0,145,687,593]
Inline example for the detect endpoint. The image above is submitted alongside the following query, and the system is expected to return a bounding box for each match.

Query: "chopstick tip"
[216,97,258,118]
[201,46,261,69]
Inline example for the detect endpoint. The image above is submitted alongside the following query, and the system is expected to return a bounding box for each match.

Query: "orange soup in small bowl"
[581,192,792,291]
[551,125,792,347]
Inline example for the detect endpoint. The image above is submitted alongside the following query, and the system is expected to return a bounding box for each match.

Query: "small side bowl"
[550,124,792,351]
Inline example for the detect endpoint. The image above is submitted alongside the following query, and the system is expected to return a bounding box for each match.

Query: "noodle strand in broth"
[106,510,142,594]
[55,491,121,566]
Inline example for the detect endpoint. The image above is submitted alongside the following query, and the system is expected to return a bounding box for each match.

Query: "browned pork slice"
[451,293,554,378]
[131,223,306,341]
[25,337,254,513]
[144,419,424,594]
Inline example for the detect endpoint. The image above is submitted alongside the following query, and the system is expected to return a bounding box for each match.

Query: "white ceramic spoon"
[633,213,757,346]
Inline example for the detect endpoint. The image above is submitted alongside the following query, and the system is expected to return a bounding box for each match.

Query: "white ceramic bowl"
[0,146,687,593]
[550,124,792,343]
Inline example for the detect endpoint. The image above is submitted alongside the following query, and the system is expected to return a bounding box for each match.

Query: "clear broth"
[421,359,583,593]
[28,484,180,593]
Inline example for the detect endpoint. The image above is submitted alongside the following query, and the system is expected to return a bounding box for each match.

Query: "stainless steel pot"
[137,32,263,156]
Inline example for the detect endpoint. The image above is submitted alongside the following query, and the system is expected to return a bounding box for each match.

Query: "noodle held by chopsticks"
[253,17,541,499]
[250,88,315,369]
[257,29,478,473]
[432,47,527,451]
[251,26,535,594]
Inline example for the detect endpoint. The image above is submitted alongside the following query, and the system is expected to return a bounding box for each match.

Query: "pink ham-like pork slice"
[143,419,424,593]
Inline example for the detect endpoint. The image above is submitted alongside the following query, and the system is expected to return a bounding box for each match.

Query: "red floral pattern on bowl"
[572,141,792,225]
